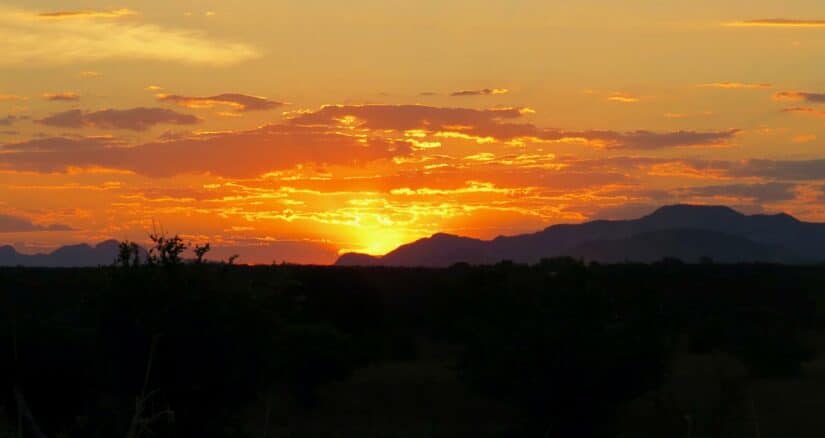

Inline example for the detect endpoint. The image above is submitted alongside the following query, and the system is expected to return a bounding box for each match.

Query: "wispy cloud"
[782,107,825,119]
[0,125,410,177]
[450,88,509,97]
[157,93,285,112]
[727,18,825,28]
[36,108,200,131]
[43,92,80,102]
[698,82,772,89]
[0,94,25,101]
[607,92,639,103]
[774,91,825,103]
[0,213,73,232]
[37,9,138,20]
[0,6,259,66]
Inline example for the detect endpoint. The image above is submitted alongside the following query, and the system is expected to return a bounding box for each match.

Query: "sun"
[340,226,416,256]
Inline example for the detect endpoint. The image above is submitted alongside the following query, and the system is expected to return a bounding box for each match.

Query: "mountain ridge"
[0,239,125,267]
[335,204,825,266]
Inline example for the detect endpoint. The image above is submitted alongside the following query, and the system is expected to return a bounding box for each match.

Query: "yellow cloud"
[726,19,825,28]
[607,93,639,103]
[0,7,259,66]
[698,82,772,89]
[37,9,138,20]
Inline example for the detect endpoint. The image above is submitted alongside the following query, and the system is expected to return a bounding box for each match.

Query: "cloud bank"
[0,7,259,66]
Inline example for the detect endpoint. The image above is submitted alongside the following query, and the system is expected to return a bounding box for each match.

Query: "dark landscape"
[1,205,825,436]
[2,1,824,436]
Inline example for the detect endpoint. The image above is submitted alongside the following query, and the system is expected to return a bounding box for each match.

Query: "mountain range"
[336,204,825,266]
[0,240,124,267]
[3,205,825,267]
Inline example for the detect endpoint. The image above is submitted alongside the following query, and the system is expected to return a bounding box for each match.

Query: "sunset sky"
[1,0,825,264]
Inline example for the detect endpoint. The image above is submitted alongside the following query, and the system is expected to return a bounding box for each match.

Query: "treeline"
[0,255,822,436]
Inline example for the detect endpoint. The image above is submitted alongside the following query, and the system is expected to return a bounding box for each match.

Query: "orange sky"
[1,1,825,263]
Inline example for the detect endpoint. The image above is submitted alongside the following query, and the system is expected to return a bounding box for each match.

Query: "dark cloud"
[0,116,20,126]
[729,159,825,181]
[0,214,73,233]
[450,88,509,97]
[584,129,740,150]
[157,93,285,112]
[676,182,797,202]
[774,91,825,103]
[36,108,200,131]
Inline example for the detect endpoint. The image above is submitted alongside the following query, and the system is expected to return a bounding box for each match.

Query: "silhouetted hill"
[336,204,825,266]
[0,240,129,267]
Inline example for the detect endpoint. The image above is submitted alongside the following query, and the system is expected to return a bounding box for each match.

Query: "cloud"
[288,104,738,149]
[774,91,825,103]
[0,213,73,232]
[37,9,138,20]
[0,115,21,126]
[0,6,259,66]
[729,159,825,181]
[792,134,816,143]
[450,88,509,97]
[727,19,825,28]
[157,93,285,112]
[36,108,200,131]
[0,125,410,177]
[698,82,772,89]
[0,94,25,101]
[79,71,100,79]
[782,107,825,119]
[591,129,740,150]
[677,182,797,202]
[43,92,80,102]
[607,92,640,103]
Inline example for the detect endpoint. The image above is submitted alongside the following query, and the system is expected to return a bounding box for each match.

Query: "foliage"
[0,261,820,436]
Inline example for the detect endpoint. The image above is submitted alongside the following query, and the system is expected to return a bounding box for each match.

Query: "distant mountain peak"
[335,204,823,267]
[646,204,742,219]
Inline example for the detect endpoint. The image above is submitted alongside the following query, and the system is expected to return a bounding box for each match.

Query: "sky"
[1,1,824,264]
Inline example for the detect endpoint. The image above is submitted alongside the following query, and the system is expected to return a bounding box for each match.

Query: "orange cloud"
[727,19,825,28]
[450,88,509,97]
[0,125,410,177]
[0,94,25,101]
[782,107,825,119]
[607,93,640,103]
[793,135,817,143]
[37,9,138,20]
[43,92,80,102]
[157,93,285,112]
[36,108,200,131]
[288,104,738,149]
[698,82,772,89]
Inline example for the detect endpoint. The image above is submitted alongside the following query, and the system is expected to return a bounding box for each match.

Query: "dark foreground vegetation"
[1,254,825,436]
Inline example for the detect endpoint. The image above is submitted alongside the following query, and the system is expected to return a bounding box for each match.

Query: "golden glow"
[726,19,825,28]
[2,1,825,263]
